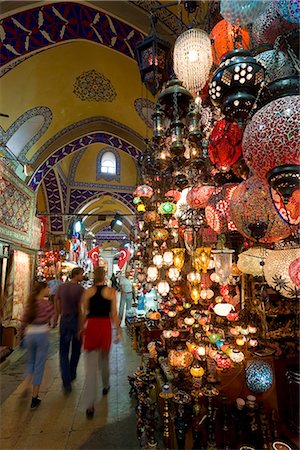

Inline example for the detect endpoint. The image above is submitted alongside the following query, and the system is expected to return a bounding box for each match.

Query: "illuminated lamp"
[255,50,296,84]
[133,185,154,198]
[216,354,232,369]
[144,211,159,223]
[133,197,141,205]
[168,311,177,318]
[252,2,297,45]
[186,185,215,209]
[193,247,211,273]
[214,301,234,317]
[230,176,291,243]
[197,344,206,357]
[264,248,300,298]
[168,348,194,369]
[157,280,170,297]
[249,339,258,347]
[229,349,244,363]
[245,360,273,393]
[151,228,169,245]
[248,326,257,334]
[243,96,300,180]
[208,119,243,172]
[168,267,180,282]
[137,203,146,212]
[220,0,270,26]
[184,228,197,255]
[236,337,246,346]
[210,19,250,65]
[205,184,238,233]
[153,254,163,268]
[237,247,270,276]
[184,316,195,326]
[158,201,176,215]
[173,28,212,94]
[201,272,213,289]
[270,188,299,227]
[163,251,174,267]
[172,248,185,270]
[275,0,300,23]
[165,190,181,202]
[190,286,201,303]
[190,364,205,378]
[208,49,265,123]
[187,271,201,284]
[200,289,214,300]
[212,249,234,285]
[208,333,221,344]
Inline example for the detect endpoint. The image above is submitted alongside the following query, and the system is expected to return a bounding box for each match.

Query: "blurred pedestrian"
[118,270,133,323]
[81,267,121,418]
[20,281,55,409]
[55,267,84,393]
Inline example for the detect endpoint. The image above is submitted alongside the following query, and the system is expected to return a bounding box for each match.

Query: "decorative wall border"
[0,2,144,74]
[29,131,142,191]
[69,189,134,214]
[44,168,64,232]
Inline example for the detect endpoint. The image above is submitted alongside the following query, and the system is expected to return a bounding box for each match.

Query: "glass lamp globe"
[173,28,212,94]
[168,267,180,282]
[264,248,300,298]
[187,271,201,284]
[172,248,185,270]
[163,251,174,267]
[153,254,163,268]
[157,280,170,297]
[147,265,158,282]
[245,360,273,393]
[214,302,234,316]
[229,349,245,363]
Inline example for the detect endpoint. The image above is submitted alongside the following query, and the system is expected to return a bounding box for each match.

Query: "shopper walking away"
[81,267,121,418]
[20,281,55,409]
[110,273,119,291]
[55,267,84,393]
[118,271,133,324]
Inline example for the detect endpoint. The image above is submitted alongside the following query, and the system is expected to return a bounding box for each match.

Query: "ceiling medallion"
[73,69,117,102]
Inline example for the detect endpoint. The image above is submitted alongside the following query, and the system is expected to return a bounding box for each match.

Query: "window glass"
[101,151,116,174]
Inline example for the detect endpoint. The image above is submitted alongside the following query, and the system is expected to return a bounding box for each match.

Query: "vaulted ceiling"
[0,0,214,247]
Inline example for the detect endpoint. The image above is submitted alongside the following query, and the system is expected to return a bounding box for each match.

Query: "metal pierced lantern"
[230,176,290,243]
[275,0,300,23]
[243,96,300,186]
[245,360,273,393]
[208,119,243,172]
[135,16,171,96]
[187,185,215,209]
[205,184,238,233]
[237,248,270,276]
[252,2,297,45]
[173,28,212,94]
[264,248,300,298]
[209,49,265,123]
[220,0,271,26]
[210,19,250,65]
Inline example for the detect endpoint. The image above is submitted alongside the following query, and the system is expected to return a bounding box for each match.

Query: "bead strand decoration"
[159,385,174,450]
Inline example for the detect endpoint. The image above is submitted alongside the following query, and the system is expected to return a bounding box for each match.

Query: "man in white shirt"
[118,271,133,323]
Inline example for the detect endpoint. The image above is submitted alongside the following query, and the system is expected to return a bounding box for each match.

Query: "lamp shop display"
[131,1,299,449]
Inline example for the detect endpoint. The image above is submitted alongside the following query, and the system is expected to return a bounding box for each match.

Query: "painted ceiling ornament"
[134,98,155,128]
[73,69,117,102]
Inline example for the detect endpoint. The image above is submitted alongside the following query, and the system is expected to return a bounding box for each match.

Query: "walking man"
[55,267,84,393]
[118,271,133,324]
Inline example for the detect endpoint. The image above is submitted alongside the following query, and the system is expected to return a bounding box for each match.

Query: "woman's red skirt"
[83,317,112,351]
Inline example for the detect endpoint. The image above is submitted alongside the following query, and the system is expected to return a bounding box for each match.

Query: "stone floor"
[0,328,141,450]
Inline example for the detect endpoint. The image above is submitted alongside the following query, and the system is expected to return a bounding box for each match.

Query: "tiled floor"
[0,329,141,450]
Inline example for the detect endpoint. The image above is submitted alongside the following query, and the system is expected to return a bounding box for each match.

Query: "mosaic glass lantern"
[158,201,176,215]
[168,348,194,369]
[190,364,205,378]
[289,258,300,288]
[172,248,185,270]
[255,50,295,84]
[205,184,238,233]
[163,251,174,267]
[168,267,181,282]
[173,28,213,94]
[133,185,154,198]
[230,176,291,243]
[270,187,300,226]
[209,49,265,123]
[275,0,300,23]
[264,248,300,298]
[245,360,273,393]
[230,349,245,363]
[153,254,163,268]
[210,19,250,65]
[212,249,234,285]
[216,353,232,370]
[165,189,181,202]
[193,247,211,273]
[208,119,243,172]
[151,228,169,245]
[252,2,297,45]
[220,0,270,26]
[237,248,270,276]
[186,185,215,210]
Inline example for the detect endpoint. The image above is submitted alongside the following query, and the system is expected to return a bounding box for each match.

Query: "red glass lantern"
[243,96,300,179]
[216,354,232,370]
[229,176,291,243]
[208,119,243,172]
[205,184,238,233]
[187,185,215,209]
[210,19,250,65]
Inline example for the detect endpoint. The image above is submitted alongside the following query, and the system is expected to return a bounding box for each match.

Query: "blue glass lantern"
[275,0,300,23]
[245,360,273,393]
[220,0,271,27]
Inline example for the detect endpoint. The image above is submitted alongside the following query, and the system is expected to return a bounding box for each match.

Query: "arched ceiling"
[0,0,214,244]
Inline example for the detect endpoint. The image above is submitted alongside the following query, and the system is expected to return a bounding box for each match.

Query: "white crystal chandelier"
[173,28,213,94]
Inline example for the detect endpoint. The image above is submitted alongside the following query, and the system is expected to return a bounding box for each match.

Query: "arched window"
[97,147,120,181]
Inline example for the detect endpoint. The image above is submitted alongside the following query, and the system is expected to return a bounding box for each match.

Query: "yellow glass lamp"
[137,203,146,212]
[190,364,205,378]
[172,248,185,270]
[190,286,201,304]
[193,247,211,273]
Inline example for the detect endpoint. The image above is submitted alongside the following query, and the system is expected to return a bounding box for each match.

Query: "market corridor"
[0,329,140,450]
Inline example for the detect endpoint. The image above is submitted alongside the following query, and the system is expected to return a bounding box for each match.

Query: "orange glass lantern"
[172,248,185,270]
[192,247,211,273]
[210,20,250,65]
[168,349,193,369]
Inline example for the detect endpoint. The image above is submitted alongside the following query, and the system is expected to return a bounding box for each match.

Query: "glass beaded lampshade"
[208,119,243,172]
[243,96,300,179]
[173,28,212,94]
[264,248,300,298]
[210,19,250,65]
[220,0,271,26]
[186,185,215,210]
[168,267,180,282]
[237,248,270,276]
[245,360,273,393]
[205,184,238,233]
[275,0,300,23]
[230,176,291,243]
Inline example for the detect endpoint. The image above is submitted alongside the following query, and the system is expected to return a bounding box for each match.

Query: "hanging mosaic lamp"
[186,185,215,210]
[158,201,177,215]
[288,258,300,288]
[264,248,300,298]
[243,96,300,204]
[245,360,273,393]
[275,0,300,23]
[153,254,163,268]
[220,0,271,27]
[208,119,243,172]
[165,189,181,202]
[133,184,154,198]
[255,49,295,84]
[229,176,291,243]
[205,184,238,234]
[192,247,212,273]
[208,49,265,123]
[147,265,158,282]
[210,19,250,65]
[270,187,300,226]
[173,28,213,94]
[151,228,169,245]
[168,267,181,282]
[252,2,297,45]
[237,248,270,276]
